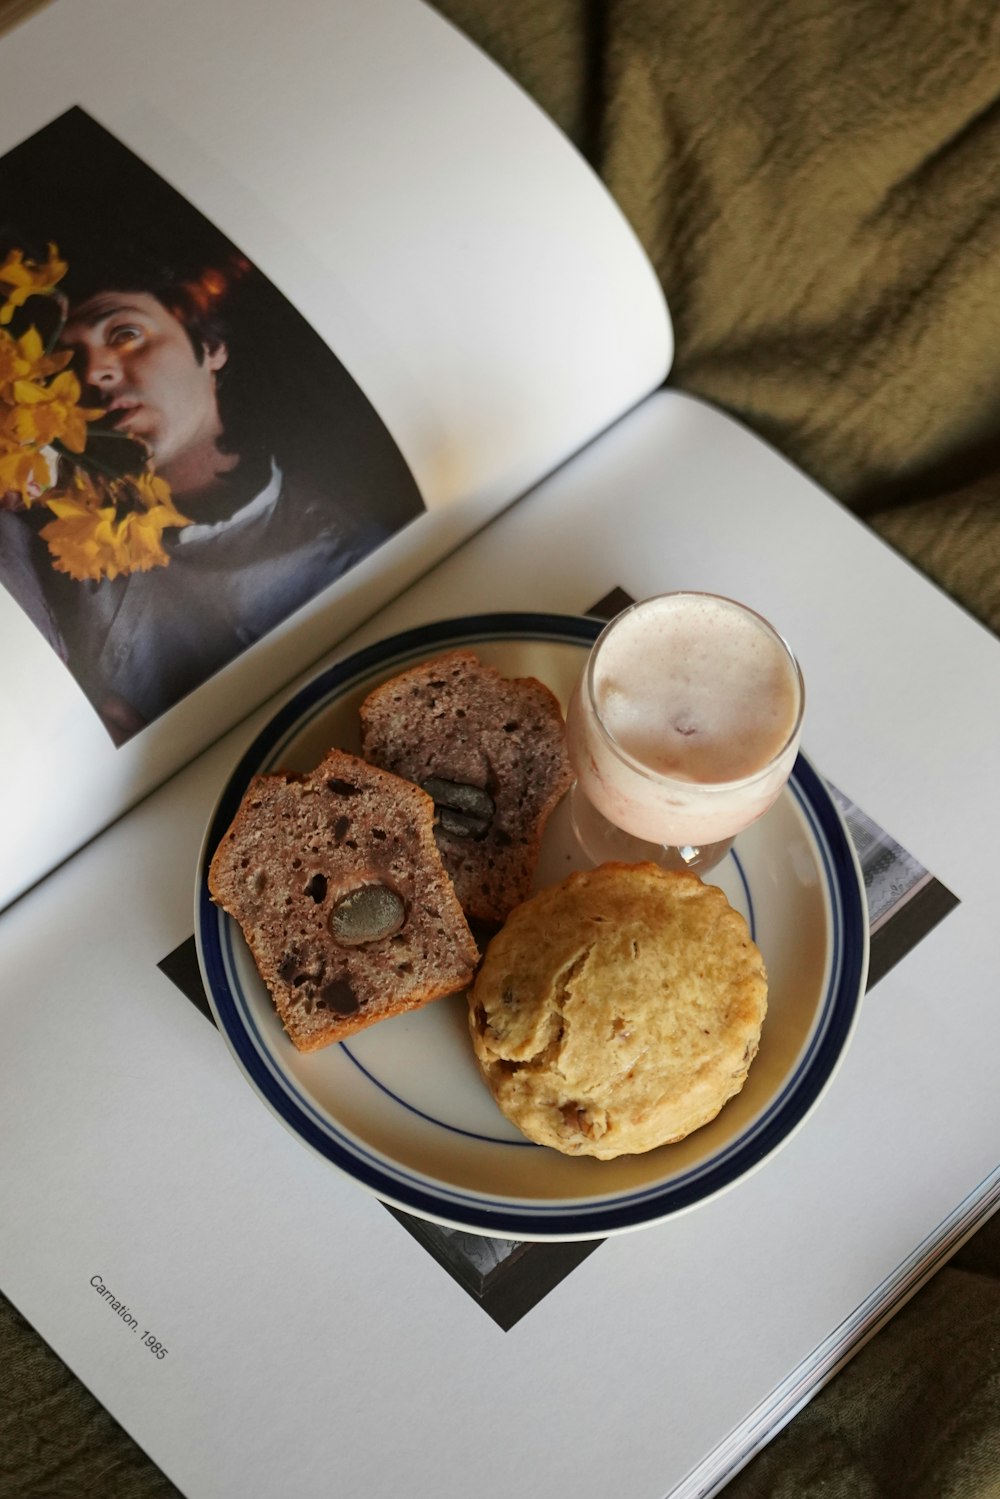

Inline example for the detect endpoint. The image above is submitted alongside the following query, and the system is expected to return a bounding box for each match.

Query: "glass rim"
[583,591,806,793]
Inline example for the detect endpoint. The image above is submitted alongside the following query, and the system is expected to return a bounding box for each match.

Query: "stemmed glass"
[565,593,805,877]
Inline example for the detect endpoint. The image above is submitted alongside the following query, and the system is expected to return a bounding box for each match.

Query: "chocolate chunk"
[326,777,361,796]
[330,884,406,946]
[277,953,300,982]
[304,873,328,903]
[320,978,360,1015]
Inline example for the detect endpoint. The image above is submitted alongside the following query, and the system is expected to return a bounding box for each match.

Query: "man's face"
[60,290,228,476]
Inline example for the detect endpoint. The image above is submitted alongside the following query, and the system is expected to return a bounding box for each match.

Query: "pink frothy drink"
[566,593,804,866]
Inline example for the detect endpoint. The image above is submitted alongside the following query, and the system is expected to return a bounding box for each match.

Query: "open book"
[2,4,998,1499]
[0,0,669,911]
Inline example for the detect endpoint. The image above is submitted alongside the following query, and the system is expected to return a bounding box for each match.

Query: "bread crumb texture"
[359,650,574,922]
[469,862,768,1159]
[208,749,479,1051]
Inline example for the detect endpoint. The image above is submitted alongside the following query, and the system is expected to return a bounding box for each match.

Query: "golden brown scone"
[468,862,767,1158]
[359,649,574,923]
[208,748,479,1051]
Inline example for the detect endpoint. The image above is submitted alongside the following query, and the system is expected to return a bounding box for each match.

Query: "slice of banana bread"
[359,650,574,923]
[207,748,479,1051]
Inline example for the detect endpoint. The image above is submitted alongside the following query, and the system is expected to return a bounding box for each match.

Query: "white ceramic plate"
[196,614,869,1240]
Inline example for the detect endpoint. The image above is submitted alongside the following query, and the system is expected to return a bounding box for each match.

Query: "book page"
[2,391,997,1499]
[0,0,671,909]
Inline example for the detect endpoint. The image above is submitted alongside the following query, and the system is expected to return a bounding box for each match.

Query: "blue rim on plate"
[196,613,869,1240]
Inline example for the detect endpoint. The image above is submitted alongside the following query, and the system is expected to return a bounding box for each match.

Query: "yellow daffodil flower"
[40,470,190,581]
[40,496,124,581]
[10,370,93,453]
[0,244,68,325]
[0,325,73,392]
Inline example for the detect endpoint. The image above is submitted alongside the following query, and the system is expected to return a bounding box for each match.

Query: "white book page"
[0,0,670,910]
[2,391,997,1499]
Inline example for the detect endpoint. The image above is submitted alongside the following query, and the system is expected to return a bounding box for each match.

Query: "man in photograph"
[3,244,424,743]
[0,107,425,744]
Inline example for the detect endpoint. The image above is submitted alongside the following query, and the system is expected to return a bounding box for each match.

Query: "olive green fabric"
[440,0,1000,635]
[2,1,999,1495]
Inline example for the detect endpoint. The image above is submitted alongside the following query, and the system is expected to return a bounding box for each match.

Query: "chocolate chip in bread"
[207,748,479,1051]
[358,650,574,923]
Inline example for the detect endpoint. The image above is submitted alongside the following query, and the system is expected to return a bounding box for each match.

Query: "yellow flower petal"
[0,445,52,499]
[0,244,68,325]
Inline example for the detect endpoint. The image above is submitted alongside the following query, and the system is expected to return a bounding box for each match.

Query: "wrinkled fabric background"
[2,1,999,1494]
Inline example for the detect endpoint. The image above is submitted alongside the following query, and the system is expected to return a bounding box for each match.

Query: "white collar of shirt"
[173,458,282,547]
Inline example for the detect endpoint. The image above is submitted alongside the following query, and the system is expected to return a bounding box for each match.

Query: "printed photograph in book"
[0,107,424,746]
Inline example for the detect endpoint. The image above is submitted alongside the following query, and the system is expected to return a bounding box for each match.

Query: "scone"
[469,862,768,1158]
[208,748,479,1051]
[359,649,574,923]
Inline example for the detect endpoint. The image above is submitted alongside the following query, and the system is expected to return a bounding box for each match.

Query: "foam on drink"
[567,593,803,849]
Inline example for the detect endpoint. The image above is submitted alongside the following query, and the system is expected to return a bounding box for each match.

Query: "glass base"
[569,782,735,877]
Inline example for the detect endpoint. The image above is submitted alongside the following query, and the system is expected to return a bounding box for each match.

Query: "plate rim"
[196,612,870,1241]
